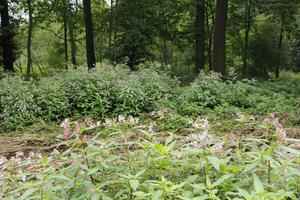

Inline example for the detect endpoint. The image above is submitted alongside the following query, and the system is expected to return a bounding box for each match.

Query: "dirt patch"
[0,122,62,157]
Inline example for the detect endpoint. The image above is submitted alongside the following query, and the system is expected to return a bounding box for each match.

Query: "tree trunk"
[195,0,205,74]
[25,0,33,81]
[83,0,96,70]
[109,0,113,52]
[69,21,77,69]
[69,2,77,69]
[276,15,284,79]
[0,0,14,71]
[212,0,228,75]
[63,1,68,70]
[243,0,252,77]
[205,0,215,71]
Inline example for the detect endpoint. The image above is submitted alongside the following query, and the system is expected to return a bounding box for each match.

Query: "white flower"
[60,118,70,129]
[118,115,126,123]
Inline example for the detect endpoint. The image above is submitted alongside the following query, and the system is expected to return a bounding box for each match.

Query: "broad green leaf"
[153,190,162,200]
[212,174,233,187]
[281,146,300,156]
[253,174,264,193]
[17,188,39,200]
[237,187,250,199]
[207,156,222,171]
[129,180,140,191]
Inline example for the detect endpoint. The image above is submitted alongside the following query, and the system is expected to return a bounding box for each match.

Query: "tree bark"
[109,0,113,52]
[63,0,68,70]
[212,0,228,75]
[69,2,77,69]
[25,0,33,81]
[276,15,284,79]
[0,0,14,71]
[243,0,252,77]
[195,0,205,74]
[205,0,215,71]
[83,0,96,70]
[69,21,77,69]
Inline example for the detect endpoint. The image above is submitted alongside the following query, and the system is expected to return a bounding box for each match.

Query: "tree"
[25,0,33,81]
[212,0,228,75]
[243,0,252,77]
[83,0,96,70]
[205,0,215,71]
[195,0,205,74]
[113,0,157,70]
[0,0,14,71]
[63,0,69,70]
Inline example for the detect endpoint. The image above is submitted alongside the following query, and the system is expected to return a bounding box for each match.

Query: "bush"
[0,76,39,131]
[0,69,298,132]
[176,72,298,119]
[0,68,178,132]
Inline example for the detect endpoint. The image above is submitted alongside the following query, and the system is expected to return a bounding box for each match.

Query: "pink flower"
[64,129,72,138]
[148,122,156,133]
[69,160,77,166]
[95,156,101,162]
[185,135,193,143]
[85,118,94,127]
[18,168,23,175]
[277,125,287,140]
[99,143,105,150]
[75,122,84,134]
[210,143,223,156]
[228,133,236,141]
[236,112,245,121]
[148,126,154,133]
[27,165,35,173]
[152,137,159,144]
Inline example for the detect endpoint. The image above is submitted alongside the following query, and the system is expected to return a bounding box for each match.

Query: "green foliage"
[0,68,177,132]
[0,76,39,131]
[0,70,299,132]
[176,72,299,119]
[1,115,300,199]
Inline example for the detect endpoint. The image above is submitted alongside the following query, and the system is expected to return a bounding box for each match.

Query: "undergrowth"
[0,69,299,132]
[1,113,300,199]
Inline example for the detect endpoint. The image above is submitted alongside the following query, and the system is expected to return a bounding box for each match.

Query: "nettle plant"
[0,113,300,200]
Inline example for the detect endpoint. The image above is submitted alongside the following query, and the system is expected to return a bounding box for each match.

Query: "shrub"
[34,77,70,121]
[0,76,39,131]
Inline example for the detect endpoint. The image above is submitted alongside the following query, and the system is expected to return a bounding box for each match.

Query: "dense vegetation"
[0,69,299,132]
[1,101,300,199]
[0,69,299,199]
[1,0,300,199]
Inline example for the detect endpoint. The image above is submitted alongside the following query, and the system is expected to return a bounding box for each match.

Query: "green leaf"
[281,146,300,156]
[237,187,250,199]
[212,174,233,187]
[129,180,139,191]
[50,175,73,183]
[242,161,259,174]
[155,144,170,155]
[253,174,264,193]
[153,190,162,200]
[207,156,222,171]
[192,184,205,194]
[17,188,39,200]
